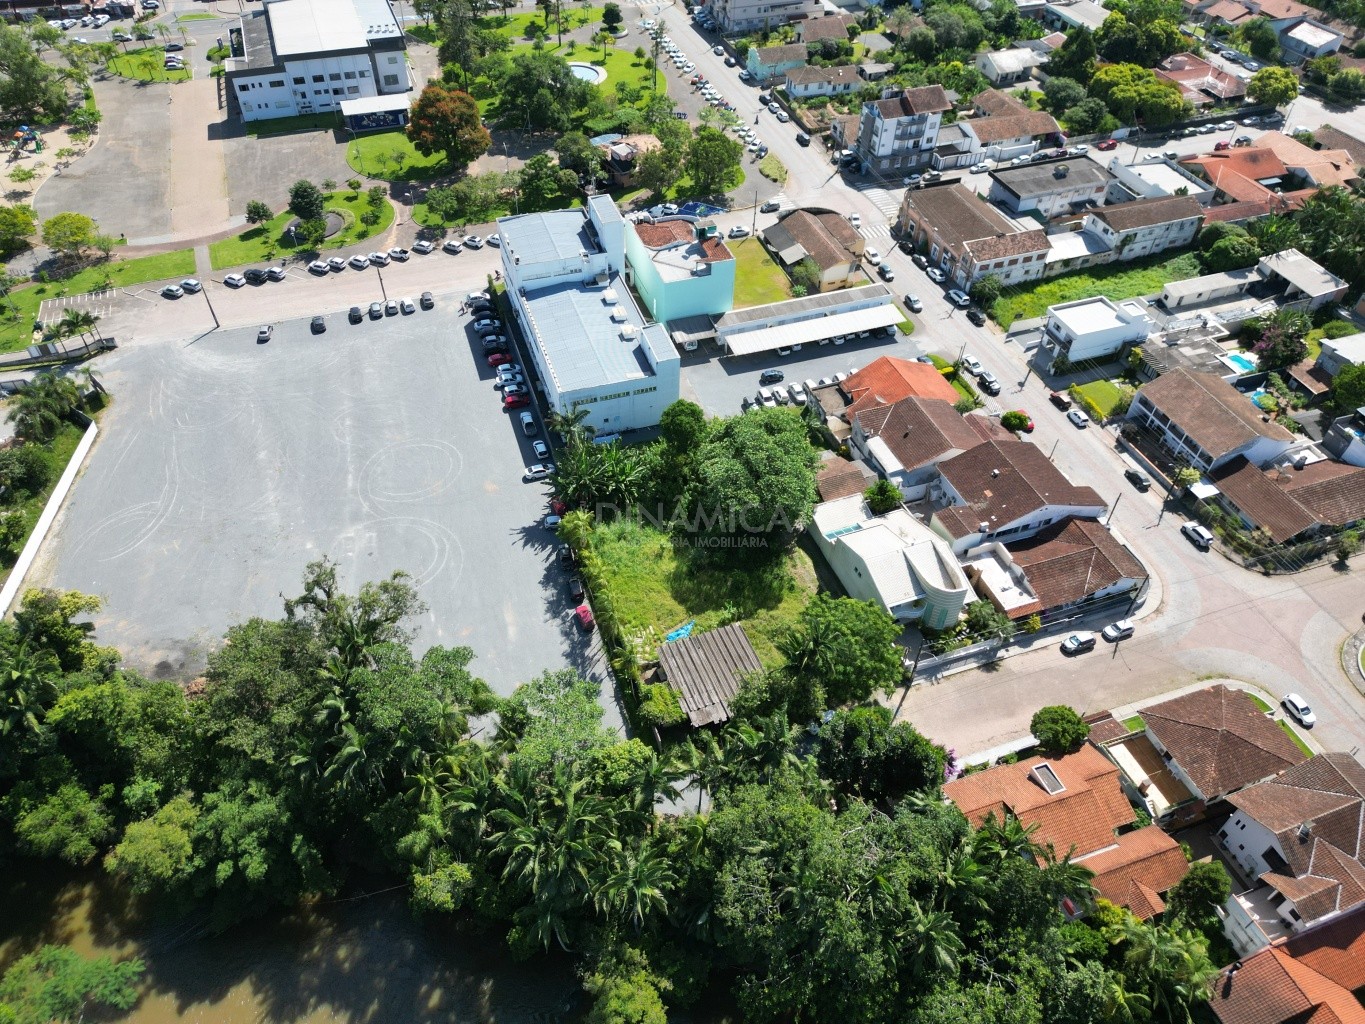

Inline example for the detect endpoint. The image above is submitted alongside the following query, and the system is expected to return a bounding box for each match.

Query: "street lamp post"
[201,286,220,329]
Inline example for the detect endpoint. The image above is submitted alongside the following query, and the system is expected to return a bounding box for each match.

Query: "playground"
[3,123,93,211]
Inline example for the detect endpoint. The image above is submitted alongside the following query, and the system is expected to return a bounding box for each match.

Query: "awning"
[774,242,808,265]
[721,303,902,356]
[340,93,413,117]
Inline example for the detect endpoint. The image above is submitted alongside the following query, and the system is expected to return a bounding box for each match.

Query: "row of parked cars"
[743,368,848,411]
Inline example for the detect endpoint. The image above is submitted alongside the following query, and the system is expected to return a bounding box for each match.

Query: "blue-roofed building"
[499,195,680,435]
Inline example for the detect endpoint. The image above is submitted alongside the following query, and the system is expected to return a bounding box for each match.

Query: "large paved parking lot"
[29,299,609,710]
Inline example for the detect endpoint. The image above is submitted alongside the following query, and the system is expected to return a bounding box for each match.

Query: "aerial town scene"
[2,0,1365,1018]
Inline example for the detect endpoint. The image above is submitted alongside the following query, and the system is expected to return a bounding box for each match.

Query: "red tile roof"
[1089,195,1205,233]
[816,457,873,501]
[1211,945,1365,1024]
[1135,368,1294,463]
[1211,456,1320,544]
[1007,517,1148,611]
[967,229,1050,262]
[1141,685,1308,800]
[634,220,734,262]
[933,440,1105,539]
[797,12,853,41]
[1286,902,1365,992]
[873,85,952,118]
[854,396,982,472]
[943,745,1137,859]
[1276,459,1365,528]
[965,109,1062,145]
[1080,825,1190,919]
[840,355,961,416]
[973,88,1030,117]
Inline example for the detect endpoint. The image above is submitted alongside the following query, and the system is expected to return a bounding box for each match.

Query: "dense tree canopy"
[0,22,71,121]
[1087,63,1190,127]
[406,82,492,168]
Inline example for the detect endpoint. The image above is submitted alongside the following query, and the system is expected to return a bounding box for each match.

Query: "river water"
[1,863,581,1024]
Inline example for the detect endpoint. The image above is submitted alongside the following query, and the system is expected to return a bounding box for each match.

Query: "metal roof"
[340,93,412,116]
[723,304,902,356]
[717,283,892,328]
[658,622,763,727]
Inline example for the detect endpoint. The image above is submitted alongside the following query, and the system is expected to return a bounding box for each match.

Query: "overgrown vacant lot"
[991,251,1202,325]
[585,517,817,667]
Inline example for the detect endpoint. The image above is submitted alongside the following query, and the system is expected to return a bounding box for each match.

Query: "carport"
[719,304,902,356]
[341,93,413,132]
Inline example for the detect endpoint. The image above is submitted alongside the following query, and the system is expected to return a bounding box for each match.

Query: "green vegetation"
[1075,379,1124,417]
[1030,705,1090,755]
[758,154,787,184]
[1279,719,1314,756]
[1122,714,1145,732]
[347,128,459,181]
[175,10,220,20]
[208,189,395,270]
[991,251,1202,325]
[106,47,191,83]
[243,112,340,137]
[0,420,85,581]
[730,237,792,307]
[1245,693,1273,713]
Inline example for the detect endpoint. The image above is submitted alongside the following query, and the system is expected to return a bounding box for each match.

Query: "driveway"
[35,74,175,239]
[29,266,611,715]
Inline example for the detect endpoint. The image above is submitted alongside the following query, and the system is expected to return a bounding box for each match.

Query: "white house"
[928,440,1107,555]
[225,0,411,123]
[853,85,952,175]
[988,158,1113,219]
[809,495,973,629]
[1082,195,1204,261]
[1043,296,1152,364]
[705,0,822,33]
[1105,157,1216,205]
[783,64,861,98]
[1316,331,1365,378]
[1126,367,1295,473]
[974,46,1045,85]
[498,196,680,435]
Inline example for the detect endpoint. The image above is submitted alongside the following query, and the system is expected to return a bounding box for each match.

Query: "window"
[344,70,356,79]
[331,87,343,95]
[242,101,253,110]
[269,79,284,87]
[387,55,398,63]
[329,72,341,81]
[238,83,250,93]
[312,74,324,82]
[292,76,304,84]
[314,89,324,95]
[382,74,399,86]
[275,100,289,107]
[359,70,370,77]
[346,85,360,94]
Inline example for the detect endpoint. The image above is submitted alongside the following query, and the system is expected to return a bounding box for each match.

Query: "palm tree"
[1039,846,1097,909]
[7,372,81,443]
[0,644,59,738]
[898,900,964,982]
[935,844,988,916]
[547,405,594,443]
[973,812,1044,865]
[1111,916,1219,1024]
[593,29,611,59]
[595,840,676,932]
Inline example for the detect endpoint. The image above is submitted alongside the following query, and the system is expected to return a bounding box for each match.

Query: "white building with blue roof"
[498,196,680,435]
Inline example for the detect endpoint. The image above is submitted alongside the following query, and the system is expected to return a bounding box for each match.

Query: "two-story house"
[1082,195,1204,261]
[928,439,1107,555]
[853,85,952,175]
[895,182,1050,289]
[1219,753,1365,950]
[988,158,1113,219]
[1126,367,1296,473]
[745,42,809,84]
[851,396,985,499]
[708,0,822,33]
[1042,295,1152,365]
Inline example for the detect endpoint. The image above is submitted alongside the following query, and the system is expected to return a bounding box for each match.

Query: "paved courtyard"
[29,303,609,709]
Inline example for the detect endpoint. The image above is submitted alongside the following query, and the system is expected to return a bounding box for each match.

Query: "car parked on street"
[442,239,463,254]
[181,279,202,293]
[1049,390,1072,410]
[926,267,946,283]
[1102,619,1135,642]
[524,463,555,481]
[161,284,184,298]
[759,368,784,384]
[388,247,409,262]
[1066,408,1090,428]
[308,260,329,274]
[412,240,434,254]
[978,371,1001,395]
[965,307,986,326]
[1061,632,1096,655]
[349,306,363,323]
[348,254,370,270]
[1181,521,1214,549]
[464,235,484,248]
[256,325,273,343]
[368,251,390,266]
[224,273,246,288]
[877,262,894,281]
[1124,468,1151,491]
[905,294,922,313]
[368,301,383,320]
[400,297,415,314]
[962,355,983,375]
[946,289,971,308]
[420,291,434,310]
[328,257,346,271]
[311,316,326,334]
[1281,693,1316,727]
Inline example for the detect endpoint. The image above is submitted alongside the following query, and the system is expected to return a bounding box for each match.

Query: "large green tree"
[287,179,326,222]
[489,50,594,131]
[1044,26,1097,84]
[779,594,903,708]
[684,126,742,197]
[1088,63,1190,127]
[406,82,492,169]
[40,212,97,261]
[0,22,70,120]
[0,945,143,1023]
[0,204,37,256]
[1247,65,1299,108]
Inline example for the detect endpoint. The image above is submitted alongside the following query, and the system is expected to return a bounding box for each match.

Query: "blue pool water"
[1221,352,1257,373]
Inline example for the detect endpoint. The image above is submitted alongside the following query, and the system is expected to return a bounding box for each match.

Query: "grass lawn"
[468,40,665,121]
[208,192,395,270]
[347,131,451,181]
[730,238,791,308]
[1075,379,1124,417]
[758,154,787,184]
[488,5,603,40]
[1246,693,1273,712]
[0,250,195,354]
[1279,719,1314,757]
[992,251,1203,326]
[1122,714,1145,732]
[0,420,88,585]
[244,112,341,137]
[587,518,816,668]
[175,11,220,20]
[107,47,191,83]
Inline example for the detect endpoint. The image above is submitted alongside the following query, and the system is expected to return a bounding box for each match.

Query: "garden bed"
[107,47,191,83]
[208,191,395,270]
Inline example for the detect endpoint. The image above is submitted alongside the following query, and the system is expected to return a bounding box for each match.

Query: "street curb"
[1340,627,1365,698]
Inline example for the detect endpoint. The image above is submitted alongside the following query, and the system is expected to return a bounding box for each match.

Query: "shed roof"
[658,622,763,727]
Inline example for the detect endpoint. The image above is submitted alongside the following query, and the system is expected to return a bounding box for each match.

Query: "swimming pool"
[1219,351,1257,374]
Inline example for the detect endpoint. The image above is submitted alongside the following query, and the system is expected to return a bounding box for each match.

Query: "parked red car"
[503,393,530,410]
[574,604,595,631]
[1096,139,1119,151]
[1009,410,1035,433]
[488,352,516,367]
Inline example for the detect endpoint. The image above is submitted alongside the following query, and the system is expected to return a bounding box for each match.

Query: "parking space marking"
[37,292,118,325]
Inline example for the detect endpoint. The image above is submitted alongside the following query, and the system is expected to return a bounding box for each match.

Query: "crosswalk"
[861,223,894,243]
[852,183,902,221]
[765,191,797,212]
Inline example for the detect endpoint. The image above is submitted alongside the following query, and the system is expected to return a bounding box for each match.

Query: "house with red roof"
[944,745,1190,919]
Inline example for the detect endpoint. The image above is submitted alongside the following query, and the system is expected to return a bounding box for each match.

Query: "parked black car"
[348,306,363,324]
[244,268,268,284]
[311,316,326,333]
[1124,468,1152,491]
[965,307,987,326]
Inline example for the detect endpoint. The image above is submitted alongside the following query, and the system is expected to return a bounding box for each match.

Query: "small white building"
[809,495,972,630]
[226,0,411,123]
[1315,331,1365,378]
[1105,157,1216,205]
[1043,296,1152,364]
[499,196,680,435]
[974,47,1045,85]
[988,158,1113,219]
[783,64,861,98]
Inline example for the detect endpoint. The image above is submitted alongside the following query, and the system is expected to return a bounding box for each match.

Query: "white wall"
[1220,810,1284,883]
[233,50,408,121]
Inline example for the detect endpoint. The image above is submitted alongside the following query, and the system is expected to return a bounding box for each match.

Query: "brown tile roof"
[1211,456,1320,544]
[1135,367,1294,463]
[902,84,952,114]
[1228,753,1365,925]
[633,219,734,262]
[1254,132,1359,188]
[1287,355,1335,396]
[965,109,1062,145]
[797,13,853,41]
[1286,902,1365,992]
[816,457,873,501]
[967,228,1050,263]
[785,64,860,87]
[766,209,860,271]
[1274,460,1365,528]
[754,43,809,66]
[1141,685,1308,800]
[901,183,1018,251]
[1007,517,1148,610]
[1312,125,1365,172]
[973,87,1030,117]
[964,413,1015,443]
[1201,193,1314,223]
[1090,195,1205,233]
[1079,825,1190,919]
[1087,712,1134,744]
[854,396,983,471]
[933,440,1105,539]
[840,355,961,416]
[658,622,763,727]
[943,745,1137,859]
[831,113,861,144]
[1211,945,1365,1024]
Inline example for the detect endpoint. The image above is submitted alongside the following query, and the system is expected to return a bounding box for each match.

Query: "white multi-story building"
[498,196,679,436]
[853,85,951,175]
[704,0,821,34]
[226,0,411,123]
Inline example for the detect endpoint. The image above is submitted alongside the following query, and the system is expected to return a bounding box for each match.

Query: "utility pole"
[1107,492,1122,525]
[201,286,220,329]
[751,188,757,237]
